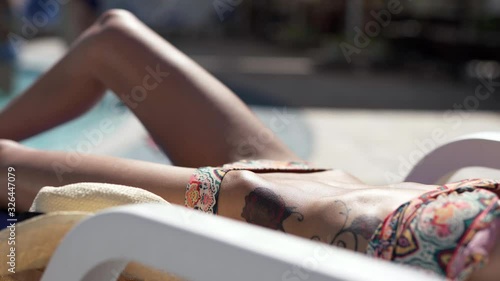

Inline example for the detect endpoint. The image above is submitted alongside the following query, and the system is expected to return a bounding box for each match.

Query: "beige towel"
[0,183,184,281]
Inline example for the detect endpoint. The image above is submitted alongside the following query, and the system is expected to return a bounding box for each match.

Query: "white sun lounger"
[41,203,444,281]
[405,131,500,184]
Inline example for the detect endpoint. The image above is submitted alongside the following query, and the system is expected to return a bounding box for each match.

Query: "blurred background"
[1,0,500,184]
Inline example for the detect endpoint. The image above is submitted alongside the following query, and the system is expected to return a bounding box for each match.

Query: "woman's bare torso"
[218,169,438,253]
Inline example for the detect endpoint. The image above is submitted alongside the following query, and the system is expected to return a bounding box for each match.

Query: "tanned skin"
[0,10,498,280]
[217,170,427,253]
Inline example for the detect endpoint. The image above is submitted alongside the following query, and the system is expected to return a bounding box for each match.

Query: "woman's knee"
[94,9,141,40]
[72,9,134,42]
[81,9,144,59]
[96,9,135,26]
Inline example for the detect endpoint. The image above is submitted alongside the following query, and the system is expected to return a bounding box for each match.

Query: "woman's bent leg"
[0,10,299,167]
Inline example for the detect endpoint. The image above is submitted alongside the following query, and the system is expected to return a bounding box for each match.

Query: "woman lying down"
[0,10,498,281]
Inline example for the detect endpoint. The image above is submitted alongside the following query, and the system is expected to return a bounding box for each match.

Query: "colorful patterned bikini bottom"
[367,179,500,281]
[184,159,329,214]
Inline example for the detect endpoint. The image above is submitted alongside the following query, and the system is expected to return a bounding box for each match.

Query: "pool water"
[0,68,128,152]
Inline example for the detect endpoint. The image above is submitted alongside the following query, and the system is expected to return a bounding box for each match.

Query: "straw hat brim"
[0,182,179,281]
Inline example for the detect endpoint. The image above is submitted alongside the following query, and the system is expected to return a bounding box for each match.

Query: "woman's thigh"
[89,10,299,167]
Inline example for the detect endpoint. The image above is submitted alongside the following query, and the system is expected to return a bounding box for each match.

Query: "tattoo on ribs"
[241,187,303,232]
[312,201,382,251]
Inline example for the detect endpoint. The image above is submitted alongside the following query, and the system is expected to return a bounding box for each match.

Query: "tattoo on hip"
[312,201,382,251]
[241,187,303,232]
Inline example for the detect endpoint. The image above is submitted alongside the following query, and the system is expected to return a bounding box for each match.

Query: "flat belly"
[220,170,437,253]
[266,176,433,252]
